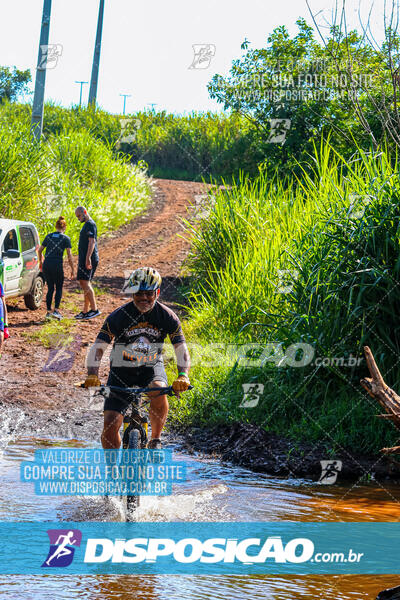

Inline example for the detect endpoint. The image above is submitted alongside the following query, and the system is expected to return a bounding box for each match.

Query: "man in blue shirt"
[74,206,101,320]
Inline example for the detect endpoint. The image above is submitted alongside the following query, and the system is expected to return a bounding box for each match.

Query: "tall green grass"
[0,102,260,181]
[175,143,400,453]
[0,105,151,248]
[126,111,260,181]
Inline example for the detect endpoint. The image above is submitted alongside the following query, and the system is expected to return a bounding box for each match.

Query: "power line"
[119,94,132,115]
[75,81,88,106]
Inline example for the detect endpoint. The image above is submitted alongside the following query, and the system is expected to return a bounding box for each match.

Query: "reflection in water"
[303,488,400,522]
[1,575,400,600]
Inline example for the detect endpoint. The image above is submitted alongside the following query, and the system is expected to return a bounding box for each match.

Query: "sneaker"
[53,310,62,320]
[147,438,162,450]
[74,311,87,320]
[45,311,53,320]
[82,309,101,320]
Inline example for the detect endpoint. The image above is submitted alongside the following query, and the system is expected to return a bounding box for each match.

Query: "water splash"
[133,483,229,522]
[0,406,25,459]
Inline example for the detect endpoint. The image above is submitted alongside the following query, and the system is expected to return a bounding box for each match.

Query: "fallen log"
[360,346,400,453]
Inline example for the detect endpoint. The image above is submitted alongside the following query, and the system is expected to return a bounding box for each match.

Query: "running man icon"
[42,529,82,567]
[319,460,342,485]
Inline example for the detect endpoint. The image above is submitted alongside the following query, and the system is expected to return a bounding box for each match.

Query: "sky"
[0,0,392,115]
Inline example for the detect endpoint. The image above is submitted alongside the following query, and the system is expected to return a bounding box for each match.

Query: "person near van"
[38,216,74,320]
[0,281,9,353]
[3,230,18,252]
[74,206,100,320]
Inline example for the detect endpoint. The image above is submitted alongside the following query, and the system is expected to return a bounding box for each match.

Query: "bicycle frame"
[96,384,177,449]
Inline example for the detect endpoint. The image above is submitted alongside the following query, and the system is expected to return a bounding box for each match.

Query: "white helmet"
[123,267,162,294]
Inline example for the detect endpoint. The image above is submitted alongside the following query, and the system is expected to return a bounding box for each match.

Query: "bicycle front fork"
[122,413,149,448]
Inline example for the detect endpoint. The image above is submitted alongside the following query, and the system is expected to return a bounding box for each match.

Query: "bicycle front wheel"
[126,429,140,519]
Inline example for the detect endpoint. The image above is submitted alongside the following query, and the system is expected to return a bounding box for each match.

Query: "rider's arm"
[168,318,190,380]
[171,341,191,394]
[86,319,115,376]
[86,340,108,375]
[173,341,191,377]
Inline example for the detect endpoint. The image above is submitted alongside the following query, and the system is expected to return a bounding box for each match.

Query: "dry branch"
[360,346,400,453]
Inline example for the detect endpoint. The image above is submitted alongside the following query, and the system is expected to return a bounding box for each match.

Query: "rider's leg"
[102,410,123,449]
[147,380,169,440]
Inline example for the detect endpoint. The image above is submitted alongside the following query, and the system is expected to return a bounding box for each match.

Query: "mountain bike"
[92,383,191,521]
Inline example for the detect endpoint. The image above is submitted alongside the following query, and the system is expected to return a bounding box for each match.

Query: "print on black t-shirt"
[96,300,185,387]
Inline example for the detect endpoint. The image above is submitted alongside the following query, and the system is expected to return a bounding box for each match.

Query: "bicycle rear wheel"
[126,428,140,520]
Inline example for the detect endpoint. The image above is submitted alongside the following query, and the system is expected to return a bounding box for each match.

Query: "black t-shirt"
[96,301,186,386]
[78,219,98,262]
[42,232,71,262]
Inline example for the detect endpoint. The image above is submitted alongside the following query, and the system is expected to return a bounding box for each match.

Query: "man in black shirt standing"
[74,206,100,320]
[84,267,191,450]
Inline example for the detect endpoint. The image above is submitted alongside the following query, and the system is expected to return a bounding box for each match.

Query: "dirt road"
[0,179,398,482]
[0,179,206,413]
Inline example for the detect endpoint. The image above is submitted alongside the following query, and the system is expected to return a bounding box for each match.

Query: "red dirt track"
[0,179,206,411]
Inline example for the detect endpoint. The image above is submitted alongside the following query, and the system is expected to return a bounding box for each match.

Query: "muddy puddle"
[0,409,399,599]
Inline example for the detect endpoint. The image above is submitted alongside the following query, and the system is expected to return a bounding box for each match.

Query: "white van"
[0,219,44,309]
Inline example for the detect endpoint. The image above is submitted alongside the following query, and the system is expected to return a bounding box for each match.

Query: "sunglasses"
[134,290,156,297]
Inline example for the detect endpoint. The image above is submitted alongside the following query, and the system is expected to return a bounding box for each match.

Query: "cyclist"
[38,216,75,319]
[84,267,191,450]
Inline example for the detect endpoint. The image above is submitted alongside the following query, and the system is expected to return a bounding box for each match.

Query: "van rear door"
[2,228,23,294]
[18,225,39,294]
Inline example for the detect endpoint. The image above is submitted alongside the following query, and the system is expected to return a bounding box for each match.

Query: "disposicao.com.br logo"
[82,535,363,565]
[42,529,82,567]
[84,535,313,564]
[0,522,391,575]
[39,531,363,569]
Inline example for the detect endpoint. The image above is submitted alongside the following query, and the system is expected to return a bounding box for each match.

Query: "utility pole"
[88,0,105,106]
[75,81,88,107]
[31,0,53,140]
[119,94,131,115]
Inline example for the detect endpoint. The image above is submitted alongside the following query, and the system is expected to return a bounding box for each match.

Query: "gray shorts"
[104,362,168,414]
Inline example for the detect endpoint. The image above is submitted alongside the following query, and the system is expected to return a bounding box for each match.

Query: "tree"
[207,18,394,174]
[307,2,400,152]
[0,66,31,103]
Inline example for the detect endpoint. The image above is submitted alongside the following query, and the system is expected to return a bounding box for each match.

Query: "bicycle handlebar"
[97,384,193,397]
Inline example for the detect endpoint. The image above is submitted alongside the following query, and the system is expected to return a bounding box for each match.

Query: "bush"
[0,102,151,249]
[182,143,400,453]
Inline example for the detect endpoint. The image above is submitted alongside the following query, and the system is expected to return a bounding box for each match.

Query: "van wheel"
[24,276,44,310]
